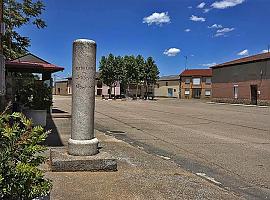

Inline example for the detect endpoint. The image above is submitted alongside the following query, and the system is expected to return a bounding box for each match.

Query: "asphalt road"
[53,96,270,199]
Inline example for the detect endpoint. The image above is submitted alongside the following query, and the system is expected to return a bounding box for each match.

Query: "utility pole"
[0,0,5,97]
[184,56,188,70]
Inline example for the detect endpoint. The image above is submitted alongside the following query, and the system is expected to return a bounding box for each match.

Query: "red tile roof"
[5,61,64,73]
[180,69,212,76]
[212,52,270,69]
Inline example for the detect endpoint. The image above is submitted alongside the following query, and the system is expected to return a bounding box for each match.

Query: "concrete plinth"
[50,148,117,172]
[68,138,99,156]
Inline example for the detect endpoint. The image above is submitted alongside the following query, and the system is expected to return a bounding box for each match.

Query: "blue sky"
[18,0,270,79]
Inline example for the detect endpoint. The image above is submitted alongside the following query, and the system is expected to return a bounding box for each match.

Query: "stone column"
[68,39,99,156]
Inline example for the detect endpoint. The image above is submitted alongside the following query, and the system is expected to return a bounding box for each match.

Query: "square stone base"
[50,148,117,172]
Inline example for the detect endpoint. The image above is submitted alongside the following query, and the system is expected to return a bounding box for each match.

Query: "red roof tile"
[5,61,64,73]
[180,69,212,76]
[212,52,270,68]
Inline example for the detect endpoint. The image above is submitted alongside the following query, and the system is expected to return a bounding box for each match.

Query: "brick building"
[211,52,270,105]
[180,69,212,99]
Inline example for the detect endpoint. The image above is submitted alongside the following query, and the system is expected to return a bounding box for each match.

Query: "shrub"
[16,80,53,111]
[0,112,52,200]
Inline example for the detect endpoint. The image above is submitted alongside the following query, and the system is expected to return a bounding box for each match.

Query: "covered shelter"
[1,53,64,110]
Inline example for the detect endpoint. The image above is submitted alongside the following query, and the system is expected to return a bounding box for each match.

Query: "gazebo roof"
[5,53,64,73]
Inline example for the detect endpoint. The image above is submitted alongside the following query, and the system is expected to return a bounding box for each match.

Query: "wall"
[212,60,270,105]
[55,81,68,95]
[212,79,270,105]
[213,60,270,83]
[154,79,180,98]
[54,79,120,96]
[180,76,212,99]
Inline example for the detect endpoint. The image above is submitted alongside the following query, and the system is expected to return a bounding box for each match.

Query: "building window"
[193,78,201,85]
[184,89,190,95]
[166,82,168,86]
[233,85,238,99]
[68,87,71,94]
[185,78,190,84]
[205,77,211,84]
[205,90,211,96]
[157,84,159,88]
[174,89,176,92]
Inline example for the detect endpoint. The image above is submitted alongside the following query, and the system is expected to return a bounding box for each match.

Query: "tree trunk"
[144,81,148,100]
[109,86,112,99]
[146,83,149,100]
[135,83,138,99]
[127,83,130,97]
[114,84,116,99]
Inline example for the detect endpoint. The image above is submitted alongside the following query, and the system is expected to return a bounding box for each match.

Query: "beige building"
[154,75,180,98]
[54,80,71,95]
[54,72,120,97]
[180,69,212,99]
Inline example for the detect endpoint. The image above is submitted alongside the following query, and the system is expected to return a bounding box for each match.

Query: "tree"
[144,57,159,99]
[114,56,126,95]
[123,55,136,97]
[3,0,47,59]
[99,54,117,98]
[134,55,145,98]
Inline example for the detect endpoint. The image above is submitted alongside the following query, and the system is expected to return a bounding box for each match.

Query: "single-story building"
[180,69,212,99]
[154,75,180,98]
[211,52,270,105]
[54,72,120,97]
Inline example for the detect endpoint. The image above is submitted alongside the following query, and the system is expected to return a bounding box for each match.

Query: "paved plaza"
[50,96,270,199]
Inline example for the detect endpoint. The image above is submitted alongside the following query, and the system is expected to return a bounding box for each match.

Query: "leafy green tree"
[114,56,126,95]
[99,54,117,98]
[3,0,47,59]
[134,55,145,98]
[123,55,136,97]
[144,57,159,99]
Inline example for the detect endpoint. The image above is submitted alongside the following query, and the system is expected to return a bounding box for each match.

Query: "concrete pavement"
[46,95,270,199]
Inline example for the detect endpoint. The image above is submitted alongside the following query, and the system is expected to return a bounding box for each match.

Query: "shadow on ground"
[52,108,68,114]
[44,116,64,147]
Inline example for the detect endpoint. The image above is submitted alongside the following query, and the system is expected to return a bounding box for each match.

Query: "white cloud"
[217,27,235,33]
[163,48,181,56]
[208,24,223,29]
[201,63,217,67]
[203,8,211,13]
[197,2,206,8]
[143,12,171,26]
[262,49,269,53]
[188,6,192,9]
[190,15,206,22]
[237,49,249,56]
[214,27,234,37]
[185,29,191,32]
[211,0,245,9]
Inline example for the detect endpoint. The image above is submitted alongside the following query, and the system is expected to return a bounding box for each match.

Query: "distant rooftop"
[158,75,179,81]
[180,69,212,77]
[212,52,270,69]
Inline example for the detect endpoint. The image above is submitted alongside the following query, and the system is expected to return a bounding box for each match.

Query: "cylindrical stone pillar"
[68,39,99,156]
